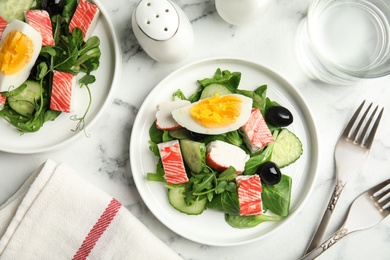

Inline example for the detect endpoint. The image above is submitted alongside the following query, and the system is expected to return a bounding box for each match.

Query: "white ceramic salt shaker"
[132,0,193,63]
[215,0,269,25]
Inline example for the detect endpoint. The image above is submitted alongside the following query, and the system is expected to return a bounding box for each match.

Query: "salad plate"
[130,58,319,246]
[0,0,121,154]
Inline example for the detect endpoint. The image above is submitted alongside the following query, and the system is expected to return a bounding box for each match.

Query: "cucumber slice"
[271,128,303,168]
[8,80,41,117]
[200,83,232,99]
[0,0,34,22]
[168,186,207,215]
[180,139,206,174]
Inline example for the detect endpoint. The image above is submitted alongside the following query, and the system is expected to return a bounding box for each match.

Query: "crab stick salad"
[148,68,303,228]
[0,0,101,134]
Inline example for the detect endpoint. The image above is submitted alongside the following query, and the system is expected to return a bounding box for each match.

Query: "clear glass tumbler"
[296,0,390,85]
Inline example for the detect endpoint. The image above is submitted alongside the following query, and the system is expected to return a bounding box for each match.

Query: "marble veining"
[1,0,390,259]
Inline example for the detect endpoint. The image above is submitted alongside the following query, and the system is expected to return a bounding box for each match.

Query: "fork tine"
[364,107,384,149]
[342,100,366,139]
[375,184,390,201]
[378,195,390,210]
[350,102,372,142]
[356,105,378,144]
[371,179,390,212]
[370,178,390,195]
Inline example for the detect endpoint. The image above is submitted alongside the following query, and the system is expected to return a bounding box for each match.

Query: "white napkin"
[0,159,182,260]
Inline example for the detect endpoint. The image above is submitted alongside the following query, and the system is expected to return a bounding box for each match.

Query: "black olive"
[265,106,293,127]
[256,161,282,185]
[42,0,66,15]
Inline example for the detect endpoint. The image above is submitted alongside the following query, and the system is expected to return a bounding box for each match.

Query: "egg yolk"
[190,94,242,128]
[0,30,34,75]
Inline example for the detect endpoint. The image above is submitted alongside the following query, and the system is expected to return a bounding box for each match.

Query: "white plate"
[0,0,121,154]
[130,58,319,246]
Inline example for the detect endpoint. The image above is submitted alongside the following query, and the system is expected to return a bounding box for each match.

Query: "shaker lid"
[135,0,179,41]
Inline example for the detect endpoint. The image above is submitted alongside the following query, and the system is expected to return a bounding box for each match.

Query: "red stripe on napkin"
[73,198,122,260]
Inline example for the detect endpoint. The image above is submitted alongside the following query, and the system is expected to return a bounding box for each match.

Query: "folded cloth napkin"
[0,159,182,260]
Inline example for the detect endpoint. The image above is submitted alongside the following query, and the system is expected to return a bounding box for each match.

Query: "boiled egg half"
[0,20,42,92]
[171,93,253,135]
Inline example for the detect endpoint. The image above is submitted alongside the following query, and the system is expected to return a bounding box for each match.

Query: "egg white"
[171,94,253,135]
[0,20,42,92]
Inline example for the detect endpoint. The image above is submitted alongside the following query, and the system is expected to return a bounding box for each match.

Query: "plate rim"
[0,0,122,154]
[130,56,319,246]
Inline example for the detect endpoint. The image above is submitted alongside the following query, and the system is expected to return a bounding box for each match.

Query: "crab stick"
[69,0,100,40]
[240,108,274,153]
[25,10,55,46]
[50,70,74,113]
[158,140,189,184]
[206,140,249,174]
[155,100,191,130]
[0,16,7,40]
[236,175,263,216]
[0,93,6,110]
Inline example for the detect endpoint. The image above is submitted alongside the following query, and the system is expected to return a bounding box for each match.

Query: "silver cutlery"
[304,100,384,254]
[301,178,390,260]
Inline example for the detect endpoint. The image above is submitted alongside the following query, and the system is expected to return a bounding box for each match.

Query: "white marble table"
[1,0,390,259]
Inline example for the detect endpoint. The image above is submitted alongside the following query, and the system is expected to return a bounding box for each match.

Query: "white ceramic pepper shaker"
[215,0,269,25]
[132,0,193,63]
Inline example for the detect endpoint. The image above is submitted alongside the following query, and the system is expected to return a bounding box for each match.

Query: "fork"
[304,100,384,254]
[300,178,390,260]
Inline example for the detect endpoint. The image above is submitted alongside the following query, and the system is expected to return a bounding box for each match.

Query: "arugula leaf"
[54,37,79,72]
[79,36,100,55]
[71,37,101,73]
[188,173,216,196]
[217,166,237,182]
[62,0,78,23]
[183,172,216,204]
[72,27,84,48]
[52,28,100,80]
[215,180,236,194]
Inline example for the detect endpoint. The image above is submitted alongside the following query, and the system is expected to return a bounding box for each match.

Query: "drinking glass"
[296,0,390,85]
